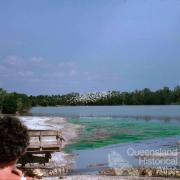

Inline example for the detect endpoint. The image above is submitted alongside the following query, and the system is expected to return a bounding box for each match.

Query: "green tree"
[0,88,6,113]
[2,94,18,114]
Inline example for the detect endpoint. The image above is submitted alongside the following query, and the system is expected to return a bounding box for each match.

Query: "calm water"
[30,105,180,150]
[31,106,180,172]
[31,105,180,118]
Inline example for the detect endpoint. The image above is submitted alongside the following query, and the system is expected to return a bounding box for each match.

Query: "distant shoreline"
[1,86,180,114]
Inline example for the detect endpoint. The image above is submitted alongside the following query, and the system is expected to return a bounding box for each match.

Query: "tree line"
[1,86,180,114]
[0,88,31,114]
[29,86,180,106]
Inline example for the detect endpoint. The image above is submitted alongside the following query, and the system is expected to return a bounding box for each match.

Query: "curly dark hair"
[0,116,29,163]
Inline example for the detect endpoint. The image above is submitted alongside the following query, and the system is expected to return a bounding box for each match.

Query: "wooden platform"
[19,129,65,166]
[27,129,64,153]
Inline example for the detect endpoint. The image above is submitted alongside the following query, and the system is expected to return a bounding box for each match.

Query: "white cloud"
[18,71,34,77]
[82,71,120,81]
[0,64,14,76]
[44,72,65,78]
[57,62,78,77]
[68,69,77,76]
[0,55,82,93]
[0,41,23,48]
[1,56,118,84]
[58,62,76,69]
[30,56,44,63]
[0,65,7,71]
[3,55,24,67]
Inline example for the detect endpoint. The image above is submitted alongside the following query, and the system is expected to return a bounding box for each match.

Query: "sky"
[0,0,180,95]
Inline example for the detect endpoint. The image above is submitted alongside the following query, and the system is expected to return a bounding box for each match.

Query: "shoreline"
[18,116,180,179]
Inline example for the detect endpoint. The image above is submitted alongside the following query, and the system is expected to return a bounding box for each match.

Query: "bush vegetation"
[1,86,180,114]
[0,88,31,114]
[30,86,180,106]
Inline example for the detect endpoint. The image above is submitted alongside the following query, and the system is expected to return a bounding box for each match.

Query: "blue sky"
[0,0,180,95]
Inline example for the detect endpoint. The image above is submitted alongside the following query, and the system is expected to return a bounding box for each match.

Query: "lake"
[30,105,180,174]
[31,105,180,118]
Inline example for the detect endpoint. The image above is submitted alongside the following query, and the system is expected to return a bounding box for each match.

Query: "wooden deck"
[27,129,64,153]
[19,129,65,166]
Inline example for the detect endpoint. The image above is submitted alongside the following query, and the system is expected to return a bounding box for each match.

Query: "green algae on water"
[67,117,180,151]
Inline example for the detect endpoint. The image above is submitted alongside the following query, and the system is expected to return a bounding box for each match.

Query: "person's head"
[0,116,29,165]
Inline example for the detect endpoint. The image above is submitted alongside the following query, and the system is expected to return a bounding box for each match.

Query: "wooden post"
[39,130,42,151]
